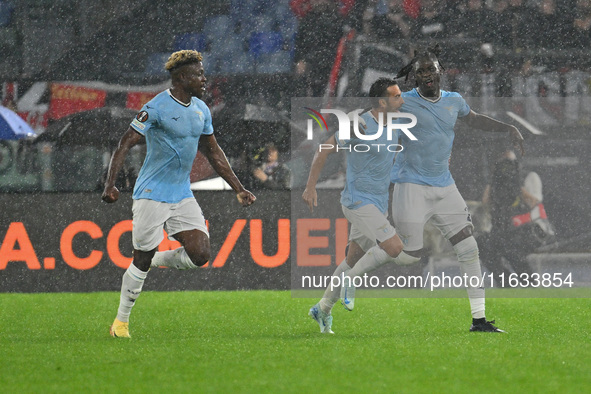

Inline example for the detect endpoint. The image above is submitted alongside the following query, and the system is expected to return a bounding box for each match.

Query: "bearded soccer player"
[102,50,256,338]
[386,45,524,332]
[302,78,408,333]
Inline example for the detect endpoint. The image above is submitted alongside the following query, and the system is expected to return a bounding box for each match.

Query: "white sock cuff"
[339,259,352,271]
[393,251,421,266]
[320,258,352,308]
[151,248,198,270]
[453,236,479,263]
[471,305,486,319]
[347,245,394,278]
[178,249,198,269]
[127,262,148,280]
[370,245,394,261]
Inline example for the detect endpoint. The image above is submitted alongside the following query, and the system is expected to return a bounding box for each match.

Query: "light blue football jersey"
[338,111,398,214]
[390,88,470,187]
[130,89,214,203]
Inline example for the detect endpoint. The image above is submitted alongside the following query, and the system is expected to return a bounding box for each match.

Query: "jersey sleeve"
[337,111,374,147]
[335,129,365,147]
[130,105,159,136]
[202,104,214,135]
[335,129,351,148]
[457,95,471,118]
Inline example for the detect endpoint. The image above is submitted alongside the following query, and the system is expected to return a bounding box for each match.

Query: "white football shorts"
[391,182,473,251]
[132,197,209,251]
[342,203,397,252]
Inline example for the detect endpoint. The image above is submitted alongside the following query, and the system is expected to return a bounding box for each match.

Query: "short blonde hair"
[164,50,203,72]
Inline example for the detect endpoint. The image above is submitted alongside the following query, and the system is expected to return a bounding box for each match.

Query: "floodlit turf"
[1,291,590,393]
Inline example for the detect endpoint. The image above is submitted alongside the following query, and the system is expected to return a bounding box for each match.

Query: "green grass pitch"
[1,291,590,393]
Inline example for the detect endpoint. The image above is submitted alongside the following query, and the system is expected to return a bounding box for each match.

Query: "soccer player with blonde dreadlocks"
[102,50,256,338]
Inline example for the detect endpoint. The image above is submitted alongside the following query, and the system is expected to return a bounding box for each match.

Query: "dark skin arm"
[439,110,524,247]
[199,134,256,206]
[462,110,525,155]
[406,109,525,254]
[102,127,143,203]
[302,134,337,212]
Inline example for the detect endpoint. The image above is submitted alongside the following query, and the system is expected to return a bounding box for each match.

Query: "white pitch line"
[506,111,545,135]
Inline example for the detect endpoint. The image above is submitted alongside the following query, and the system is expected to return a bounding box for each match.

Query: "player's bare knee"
[346,241,365,267]
[450,226,473,246]
[186,248,210,267]
[380,236,403,258]
[133,249,156,272]
[384,242,403,258]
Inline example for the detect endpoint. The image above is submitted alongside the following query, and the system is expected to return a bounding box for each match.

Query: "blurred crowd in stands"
[0,0,590,83]
[362,0,591,49]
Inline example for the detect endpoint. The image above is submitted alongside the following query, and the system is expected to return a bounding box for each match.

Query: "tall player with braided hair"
[102,50,256,338]
[387,44,524,332]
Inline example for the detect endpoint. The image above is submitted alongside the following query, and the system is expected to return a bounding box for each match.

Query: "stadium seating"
[0,26,16,52]
[244,14,276,34]
[220,51,255,75]
[200,52,220,75]
[144,52,171,76]
[202,14,233,43]
[173,32,207,52]
[256,51,292,74]
[218,35,247,56]
[0,0,13,27]
[168,5,295,77]
[249,31,283,60]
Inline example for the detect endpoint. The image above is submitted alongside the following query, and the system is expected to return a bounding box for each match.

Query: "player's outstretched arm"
[302,134,338,213]
[102,127,144,203]
[199,134,255,206]
[463,110,525,156]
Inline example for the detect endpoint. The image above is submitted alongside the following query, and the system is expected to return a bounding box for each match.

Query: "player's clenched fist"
[236,189,256,206]
[102,185,120,203]
[302,187,317,213]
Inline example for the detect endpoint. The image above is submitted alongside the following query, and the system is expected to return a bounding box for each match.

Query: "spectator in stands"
[529,0,572,49]
[294,0,345,96]
[347,0,371,33]
[291,0,366,32]
[448,0,487,41]
[479,149,547,280]
[569,0,591,48]
[1,82,17,111]
[410,0,449,40]
[482,0,514,48]
[290,0,355,18]
[505,0,533,50]
[252,143,291,189]
[367,0,412,41]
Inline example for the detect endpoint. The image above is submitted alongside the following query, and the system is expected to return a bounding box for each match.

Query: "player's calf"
[185,247,210,267]
[380,235,404,259]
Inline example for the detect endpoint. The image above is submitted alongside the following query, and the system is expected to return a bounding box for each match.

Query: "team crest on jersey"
[136,111,149,122]
[195,110,203,121]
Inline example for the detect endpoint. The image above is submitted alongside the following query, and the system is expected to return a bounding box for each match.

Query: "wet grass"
[1,291,589,393]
